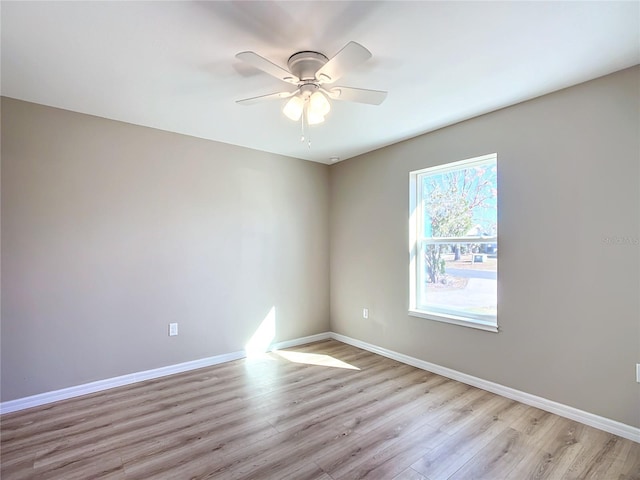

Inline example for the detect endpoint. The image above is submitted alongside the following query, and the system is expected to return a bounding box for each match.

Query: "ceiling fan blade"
[236,90,298,105]
[235,51,299,84]
[325,86,387,105]
[315,41,372,84]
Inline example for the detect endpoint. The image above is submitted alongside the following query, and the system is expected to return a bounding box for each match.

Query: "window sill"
[408,309,498,333]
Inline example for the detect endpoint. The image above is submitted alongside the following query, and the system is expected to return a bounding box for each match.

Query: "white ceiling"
[2,1,639,164]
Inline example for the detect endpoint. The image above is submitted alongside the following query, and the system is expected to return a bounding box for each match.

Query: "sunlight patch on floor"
[274,350,360,370]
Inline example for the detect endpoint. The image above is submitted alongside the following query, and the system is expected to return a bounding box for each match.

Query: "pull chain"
[299,100,312,148]
[298,98,312,148]
[305,100,311,148]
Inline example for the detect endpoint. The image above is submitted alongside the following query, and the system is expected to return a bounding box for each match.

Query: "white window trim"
[409,153,498,333]
[408,309,498,332]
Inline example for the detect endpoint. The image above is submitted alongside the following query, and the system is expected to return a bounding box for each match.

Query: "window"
[409,153,498,332]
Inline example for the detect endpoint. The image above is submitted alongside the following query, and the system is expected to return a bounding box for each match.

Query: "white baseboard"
[0,332,332,415]
[330,332,640,444]
[3,330,638,444]
[271,332,332,351]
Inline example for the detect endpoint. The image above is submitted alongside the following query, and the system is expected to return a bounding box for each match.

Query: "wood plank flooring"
[1,339,639,479]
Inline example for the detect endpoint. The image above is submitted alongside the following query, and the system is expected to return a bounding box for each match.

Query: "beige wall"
[329,67,640,428]
[2,67,639,429]
[1,98,330,401]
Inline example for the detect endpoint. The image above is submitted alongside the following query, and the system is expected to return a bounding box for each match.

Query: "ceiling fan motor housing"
[287,51,328,82]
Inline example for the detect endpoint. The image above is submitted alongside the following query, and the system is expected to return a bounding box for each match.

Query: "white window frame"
[409,153,498,333]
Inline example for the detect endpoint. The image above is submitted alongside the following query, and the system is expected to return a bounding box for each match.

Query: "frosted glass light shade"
[309,91,330,116]
[283,95,304,121]
[306,110,325,125]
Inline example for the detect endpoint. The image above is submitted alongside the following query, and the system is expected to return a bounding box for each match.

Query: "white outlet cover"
[169,323,178,336]
[636,364,640,383]
[363,308,369,319]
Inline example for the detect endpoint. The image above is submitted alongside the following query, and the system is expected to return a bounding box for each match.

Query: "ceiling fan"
[235,41,387,126]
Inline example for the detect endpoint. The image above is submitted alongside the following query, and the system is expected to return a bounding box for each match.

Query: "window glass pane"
[420,162,497,239]
[417,241,497,318]
[412,156,498,326]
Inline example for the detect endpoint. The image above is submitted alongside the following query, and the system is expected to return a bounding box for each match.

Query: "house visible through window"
[409,153,498,332]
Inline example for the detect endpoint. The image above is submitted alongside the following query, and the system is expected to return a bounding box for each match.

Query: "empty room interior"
[1,1,639,479]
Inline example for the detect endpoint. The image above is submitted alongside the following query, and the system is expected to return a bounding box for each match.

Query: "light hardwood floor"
[1,339,639,479]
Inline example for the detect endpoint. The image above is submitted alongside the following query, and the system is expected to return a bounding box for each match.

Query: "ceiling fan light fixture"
[306,109,325,125]
[283,95,304,121]
[309,91,330,117]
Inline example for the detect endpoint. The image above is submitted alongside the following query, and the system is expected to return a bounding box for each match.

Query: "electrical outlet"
[636,364,640,383]
[363,308,369,319]
[169,323,178,336]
